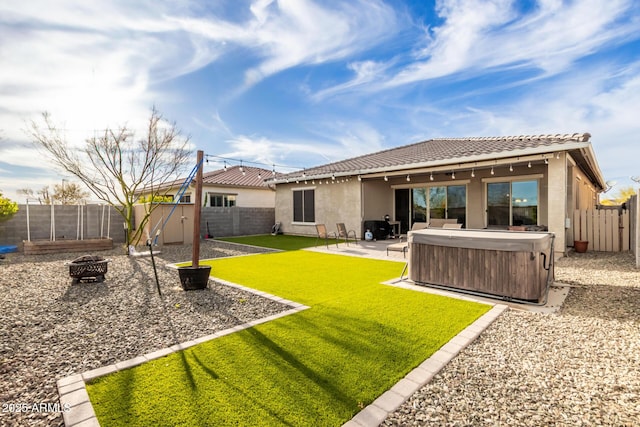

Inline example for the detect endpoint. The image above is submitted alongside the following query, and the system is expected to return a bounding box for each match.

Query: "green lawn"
[87,251,490,426]
[215,234,322,251]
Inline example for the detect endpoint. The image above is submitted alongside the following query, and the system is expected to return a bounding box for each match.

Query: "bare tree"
[18,186,55,205]
[27,107,192,247]
[52,182,89,205]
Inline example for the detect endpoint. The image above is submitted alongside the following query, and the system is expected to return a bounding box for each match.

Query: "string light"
[384,175,388,182]
[406,174,410,182]
[528,161,531,168]
[544,157,549,164]
[509,164,513,172]
[430,172,434,181]
[471,168,475,178]
[451,171,455,180]
[357,175,362,181]
[490,166,494,175]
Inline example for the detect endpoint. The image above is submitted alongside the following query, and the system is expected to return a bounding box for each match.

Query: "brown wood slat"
[410,243,547,301]
[23,238,113,255]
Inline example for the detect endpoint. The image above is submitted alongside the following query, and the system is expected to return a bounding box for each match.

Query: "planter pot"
[574,240,589,253]
[178,266,211,290]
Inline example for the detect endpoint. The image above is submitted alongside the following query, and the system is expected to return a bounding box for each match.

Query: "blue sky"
[1,0,639,203]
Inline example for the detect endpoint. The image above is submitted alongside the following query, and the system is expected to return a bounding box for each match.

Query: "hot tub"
[408,228,554,303]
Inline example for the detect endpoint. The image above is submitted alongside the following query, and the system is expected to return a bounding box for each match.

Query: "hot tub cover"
[409,228,553,252]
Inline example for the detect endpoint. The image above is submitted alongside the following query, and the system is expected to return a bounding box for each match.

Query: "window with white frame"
[208,193,236,207]
[293,189,315,223]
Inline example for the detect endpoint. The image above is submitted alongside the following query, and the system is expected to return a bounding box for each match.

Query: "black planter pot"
[178,266,211,290]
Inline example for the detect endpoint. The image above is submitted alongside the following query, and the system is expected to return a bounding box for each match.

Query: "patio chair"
[442,223,462,229]
[315,224,338,248]
[386,222,429,258]
[336,223,357,246]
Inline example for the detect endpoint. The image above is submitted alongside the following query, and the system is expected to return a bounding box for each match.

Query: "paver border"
[57,271,506,427]
[343,279,508,427]
[56,276,310,427]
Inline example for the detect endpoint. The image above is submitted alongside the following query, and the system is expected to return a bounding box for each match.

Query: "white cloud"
[316,0,638,94]
[174,0,398,90]
[412,61,640,186]
[312,60,391,101]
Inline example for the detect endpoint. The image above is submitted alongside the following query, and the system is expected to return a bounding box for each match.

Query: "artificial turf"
[86,251,490,426]
[215,234,322,251]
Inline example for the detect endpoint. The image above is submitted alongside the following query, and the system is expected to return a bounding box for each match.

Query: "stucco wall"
[203,186,275,208]
[150,185,275,208]
[547,154,567,254]
[363,179,394,223]
[275,179,362,237]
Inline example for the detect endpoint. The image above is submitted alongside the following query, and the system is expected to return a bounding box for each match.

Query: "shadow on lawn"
[188,348,296,426]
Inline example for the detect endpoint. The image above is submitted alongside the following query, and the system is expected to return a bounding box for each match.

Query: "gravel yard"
[384,251,640,426]
[0,241,284,427]
[1,245,639,427]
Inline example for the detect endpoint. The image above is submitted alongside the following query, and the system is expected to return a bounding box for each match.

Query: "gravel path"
[0,241,285,427]
[383,251,640,426]
[2,246,639,426]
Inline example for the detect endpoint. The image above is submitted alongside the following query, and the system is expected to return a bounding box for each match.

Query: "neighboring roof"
[201,165,273,189]
[271,133,606,190]
[142,165,274,194]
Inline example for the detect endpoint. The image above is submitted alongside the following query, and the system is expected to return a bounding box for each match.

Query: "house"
[135,165,276,242]
[138,165,276,208]
[269,133,605,255]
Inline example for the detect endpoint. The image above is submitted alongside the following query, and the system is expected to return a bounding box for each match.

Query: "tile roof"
[201,165,272,188]
[276,133,592,180]
[154,165,273,192]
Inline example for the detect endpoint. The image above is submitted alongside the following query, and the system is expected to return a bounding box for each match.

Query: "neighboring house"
[138,165,276,208]
[269,133,605,255]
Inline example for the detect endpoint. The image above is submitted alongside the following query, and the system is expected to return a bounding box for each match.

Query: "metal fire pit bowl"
[66,255,111,284]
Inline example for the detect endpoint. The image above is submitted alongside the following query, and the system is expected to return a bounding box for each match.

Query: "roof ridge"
[430,133,591,142]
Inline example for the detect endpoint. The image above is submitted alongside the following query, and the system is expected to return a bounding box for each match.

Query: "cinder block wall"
[200,207,275,238]
[1,205,275,249]
[0,204,126,248]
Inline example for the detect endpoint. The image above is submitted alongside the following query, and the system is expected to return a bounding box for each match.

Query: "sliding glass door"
[487,180,538,226]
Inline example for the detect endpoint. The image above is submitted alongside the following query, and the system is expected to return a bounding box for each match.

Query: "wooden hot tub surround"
[408,228,554,303]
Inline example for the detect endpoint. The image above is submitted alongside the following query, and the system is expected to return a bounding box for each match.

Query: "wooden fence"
[573,209,630,252]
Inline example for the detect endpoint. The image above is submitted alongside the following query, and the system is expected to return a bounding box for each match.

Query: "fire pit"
[66,255,111,284]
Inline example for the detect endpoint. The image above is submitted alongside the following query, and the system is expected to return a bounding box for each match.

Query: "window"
[428,185,466,225]
[406,186,466,227]
[412,188,427,223]
[487,180,538,226]
[166,194,191,203]
[293,189,315,223]
[209,193,236,207]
